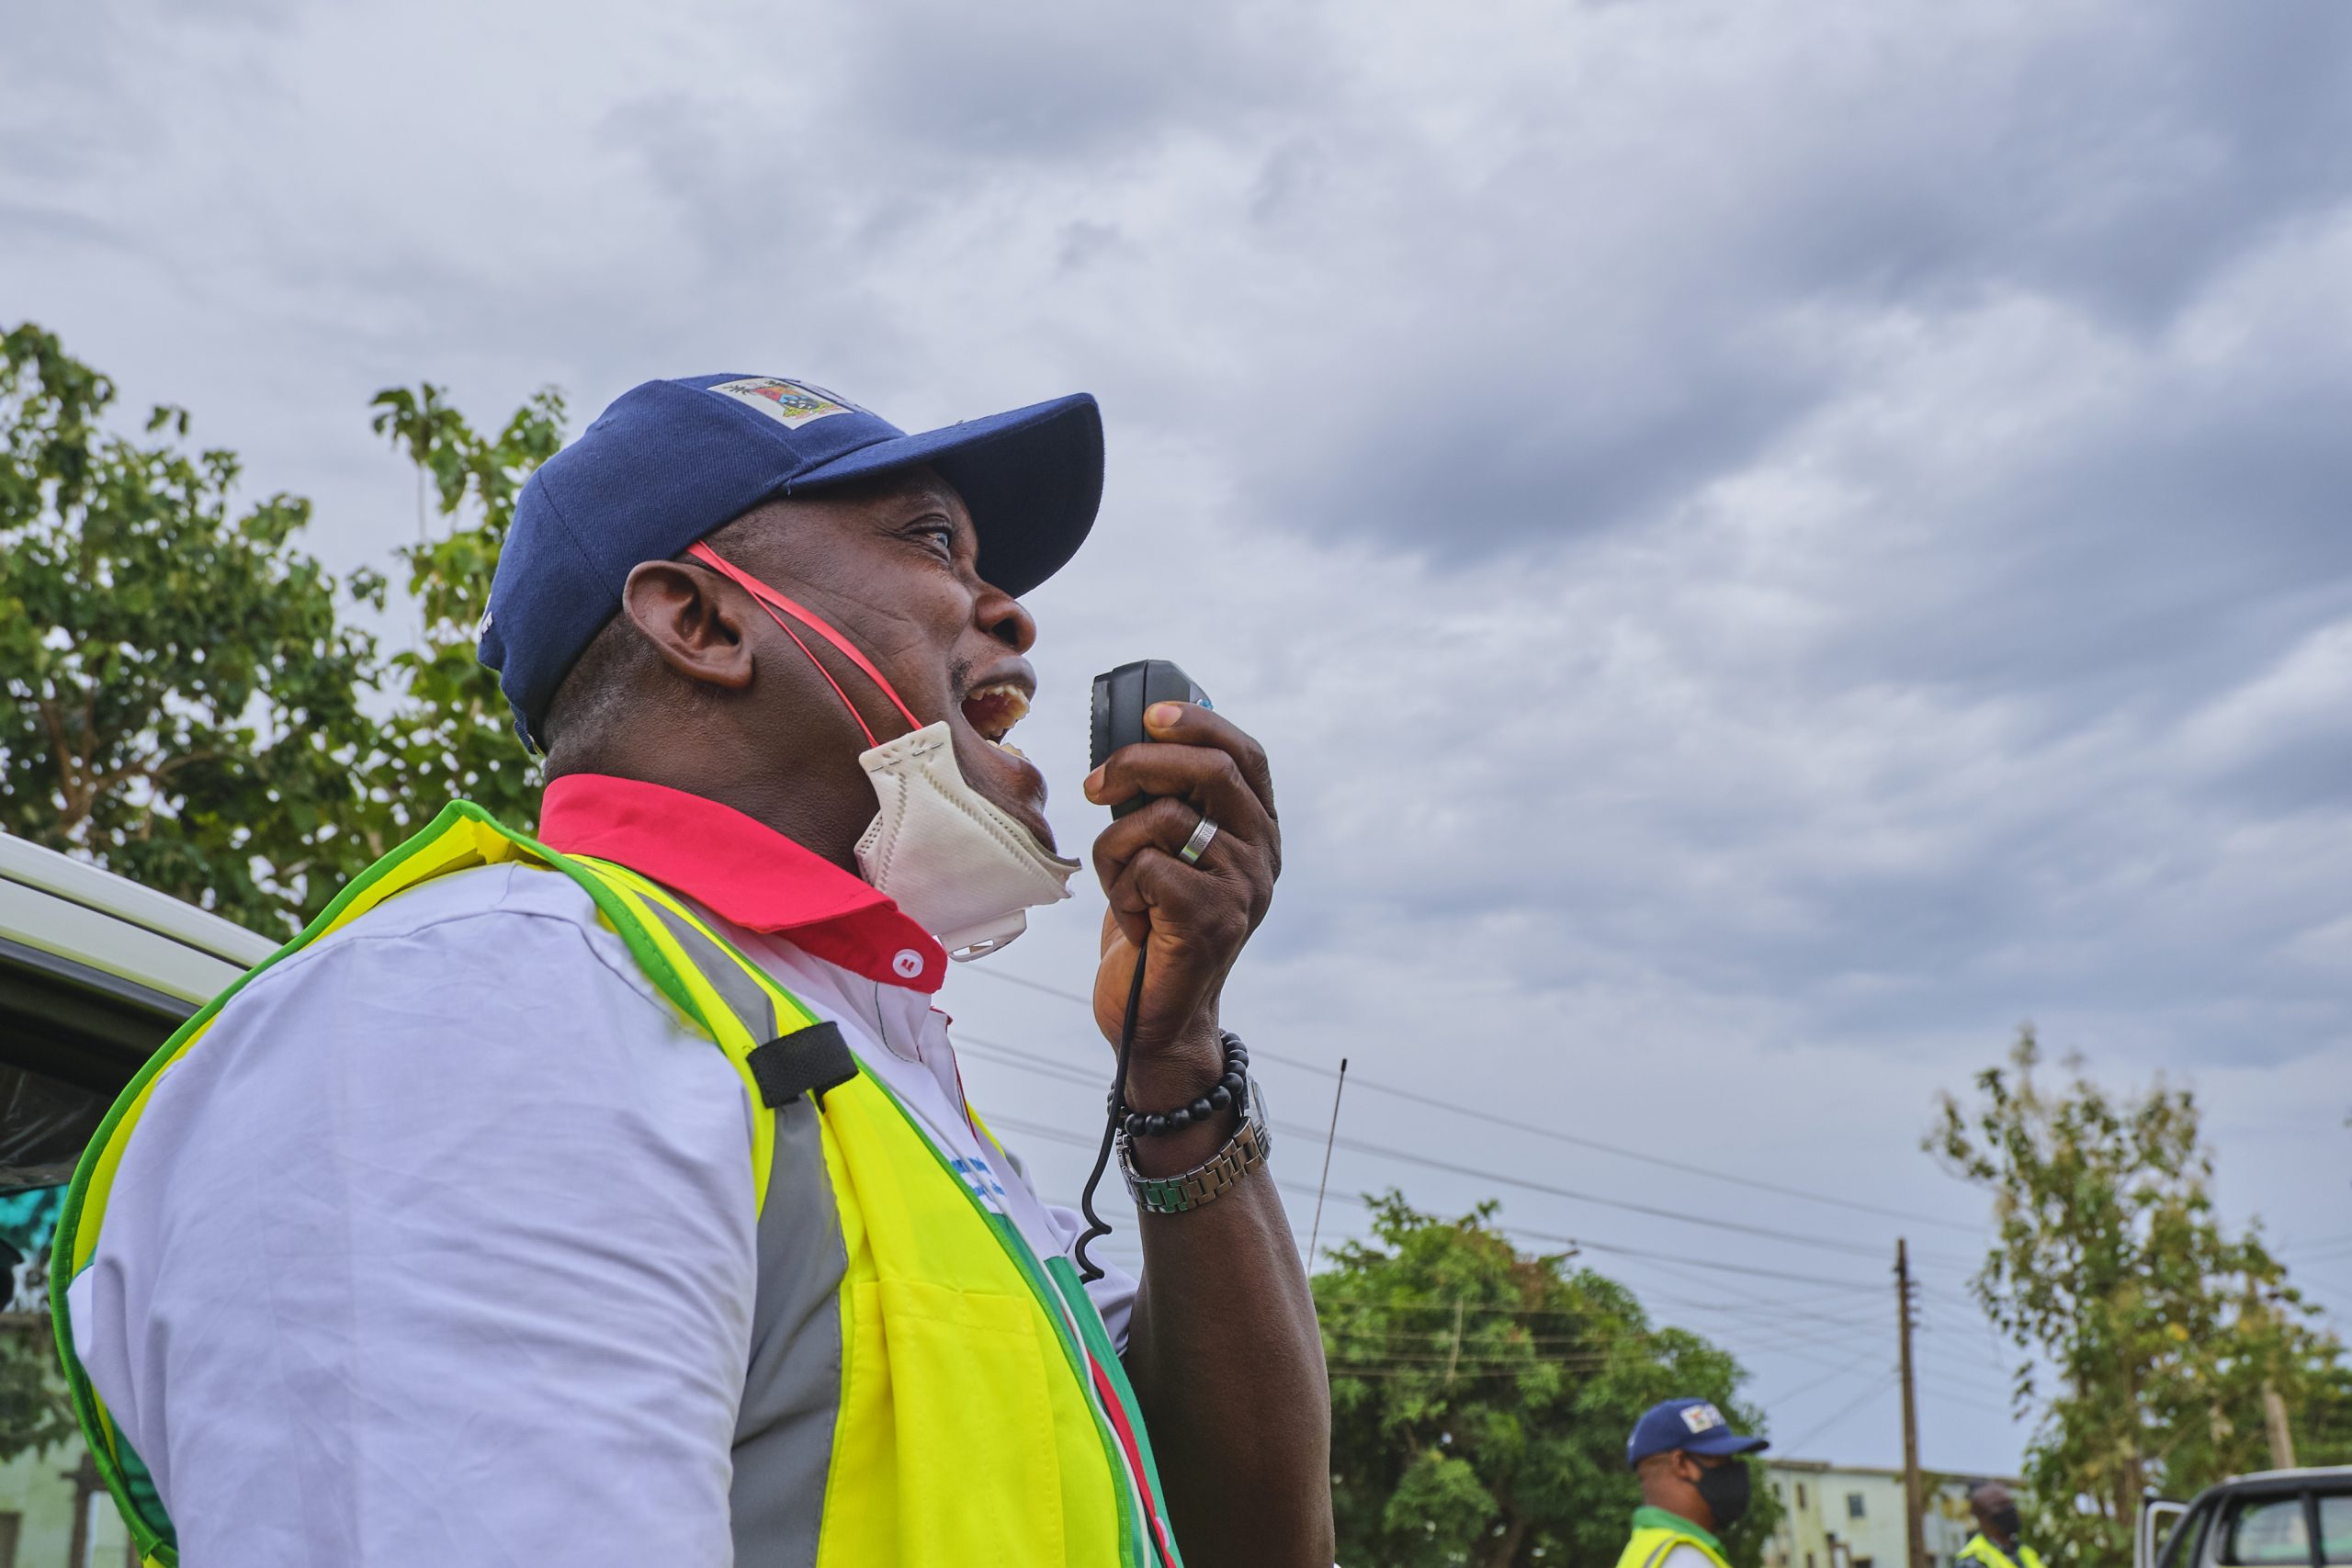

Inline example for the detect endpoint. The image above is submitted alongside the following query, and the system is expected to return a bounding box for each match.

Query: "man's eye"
[914,525,955,555]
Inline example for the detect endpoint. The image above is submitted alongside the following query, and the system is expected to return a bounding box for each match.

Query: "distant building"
[0,1436,139,1568]
[0,1191,139,1567]
[1765,1461,2011,1568]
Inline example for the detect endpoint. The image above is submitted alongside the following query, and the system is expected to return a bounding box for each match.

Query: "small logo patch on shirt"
[951,1156,1010,1214]
[1680,1403,1726,1434]
[707,378,861,430]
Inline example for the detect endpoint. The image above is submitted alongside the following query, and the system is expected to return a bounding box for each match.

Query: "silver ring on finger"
[1178,814,1219,865]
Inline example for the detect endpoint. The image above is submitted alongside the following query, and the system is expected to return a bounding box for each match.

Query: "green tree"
[1317,1193,1777,1568]
[1,325,562,937]
[371,382,564,831]
[0,323,394,935]
[1930,1029,2348,1568]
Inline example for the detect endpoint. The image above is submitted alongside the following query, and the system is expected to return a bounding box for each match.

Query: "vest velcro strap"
[748,1021,860,1108]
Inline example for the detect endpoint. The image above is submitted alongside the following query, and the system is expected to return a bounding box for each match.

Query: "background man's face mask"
[688,543,1078,958]
[1694,1458,1752,1531]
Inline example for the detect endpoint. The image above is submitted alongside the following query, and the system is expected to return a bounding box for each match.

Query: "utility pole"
[2263,1386,2299,1472]
[1897,1239,1928,1568]
[2245,1271,2299,1470]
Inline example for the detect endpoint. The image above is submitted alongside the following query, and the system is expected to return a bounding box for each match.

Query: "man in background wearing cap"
[1958,1482,2045,1568]
[1620,1397,1772,1568]
[54,376,1331,1566]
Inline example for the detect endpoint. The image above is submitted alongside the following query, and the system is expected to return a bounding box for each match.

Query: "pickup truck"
[0,829,272,1292]
[0,829,273,1560]
[2142,1467,2352,1568]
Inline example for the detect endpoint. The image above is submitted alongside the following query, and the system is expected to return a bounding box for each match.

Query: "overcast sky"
[8,0,2352,1478]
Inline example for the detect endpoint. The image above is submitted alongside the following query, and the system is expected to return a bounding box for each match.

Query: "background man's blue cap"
[477,374,1103,749]
[1627,1398,1770,1468]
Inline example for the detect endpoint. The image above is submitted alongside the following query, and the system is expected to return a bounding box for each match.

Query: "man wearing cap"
[1620,1398,1771,1568]
[1958,1482,2044,1568]
[54,376,1332,1566]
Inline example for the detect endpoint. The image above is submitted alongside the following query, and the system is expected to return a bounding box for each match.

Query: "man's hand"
[1080,700,1331,1568]
[1083,701,1280,1100]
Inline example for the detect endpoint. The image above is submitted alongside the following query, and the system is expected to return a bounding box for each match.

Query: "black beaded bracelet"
[1115,1031,1250,1139]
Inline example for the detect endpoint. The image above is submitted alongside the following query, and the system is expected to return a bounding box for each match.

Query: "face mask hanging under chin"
[680,545,1080,963]
[856,720,1080,959]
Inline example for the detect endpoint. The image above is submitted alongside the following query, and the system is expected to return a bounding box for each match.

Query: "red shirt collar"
[536,773,945,993]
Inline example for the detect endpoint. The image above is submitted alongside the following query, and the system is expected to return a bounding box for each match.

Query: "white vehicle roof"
[0,830,274,1010]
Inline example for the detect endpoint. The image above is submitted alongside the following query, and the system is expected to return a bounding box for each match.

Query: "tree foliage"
[1930,1028,2347,1568]
[0,324,559,937]
[0,322,393,933]
[1318,1192,1778,1568]
[370,381,563,832]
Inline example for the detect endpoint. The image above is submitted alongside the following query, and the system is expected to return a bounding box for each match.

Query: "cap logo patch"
[1680,1404,1726,1434]
[708,378,861,430]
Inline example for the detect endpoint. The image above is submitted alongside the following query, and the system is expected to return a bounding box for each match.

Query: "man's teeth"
[964,681,1031,748]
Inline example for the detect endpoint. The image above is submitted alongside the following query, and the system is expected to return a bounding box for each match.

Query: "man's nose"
[976,584,1035,653]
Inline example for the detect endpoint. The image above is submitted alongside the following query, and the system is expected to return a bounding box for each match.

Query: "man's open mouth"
[961,681,1032,757]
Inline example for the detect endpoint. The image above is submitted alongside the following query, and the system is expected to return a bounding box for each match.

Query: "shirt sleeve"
[1661,1543,1722,1568]
[66,871,759,1568]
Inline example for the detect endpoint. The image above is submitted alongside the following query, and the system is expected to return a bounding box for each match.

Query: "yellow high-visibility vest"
[1618,1522,1736,1568]
[51,800,1181,1568]
[1960,1533,2047,1568]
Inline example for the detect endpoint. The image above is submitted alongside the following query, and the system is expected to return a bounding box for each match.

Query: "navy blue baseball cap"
[477,374,1103,749]
[1627,1399,1769,1468]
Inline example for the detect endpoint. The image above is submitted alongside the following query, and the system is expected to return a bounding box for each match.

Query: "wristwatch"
[1118,1083,1272,1214]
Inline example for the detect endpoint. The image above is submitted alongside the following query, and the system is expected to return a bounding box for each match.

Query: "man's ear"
[623,559,755,694]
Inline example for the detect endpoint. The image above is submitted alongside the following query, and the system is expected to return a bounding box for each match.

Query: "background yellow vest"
[1619,1523,1736,1568]
[1961,1534,2047,1568]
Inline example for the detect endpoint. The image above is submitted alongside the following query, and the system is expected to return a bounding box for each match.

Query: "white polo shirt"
[66,774,1135,1567]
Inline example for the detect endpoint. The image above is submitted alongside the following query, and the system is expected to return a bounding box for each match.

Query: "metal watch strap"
[1118,1089,1272,1215]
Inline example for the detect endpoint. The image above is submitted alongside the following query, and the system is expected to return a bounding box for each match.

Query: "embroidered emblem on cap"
[1680,1403,1726,1434]
[708,377,861,430]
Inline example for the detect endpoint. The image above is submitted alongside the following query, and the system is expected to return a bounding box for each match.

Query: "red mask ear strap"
[688,542,923,744]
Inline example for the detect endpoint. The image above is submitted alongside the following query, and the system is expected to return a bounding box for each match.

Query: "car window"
[0,1183,65,1311]
[2317,1495,2352,1566]
[2155,1501,2199,1568]
[2222,1497,2312,1567]
[0,1064,108,1193]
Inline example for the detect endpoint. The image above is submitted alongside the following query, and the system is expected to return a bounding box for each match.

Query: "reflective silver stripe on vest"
[641,895,846,1568]
[640,898,779,1044]
[731,1096,847,1568]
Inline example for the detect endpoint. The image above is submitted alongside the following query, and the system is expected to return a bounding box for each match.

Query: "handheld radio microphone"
[1089,660,1211,815]
[1073,659,1212,1279]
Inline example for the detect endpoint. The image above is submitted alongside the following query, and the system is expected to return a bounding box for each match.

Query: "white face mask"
[684,543,1079,962]
[854,721,1080,959]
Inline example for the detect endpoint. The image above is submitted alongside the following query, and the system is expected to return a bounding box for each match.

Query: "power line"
[1765,1359,1885,1408]
[1777,1373,1899,1456]
[959,965,1986,1236]
[988,1110,1905,1294]
[1309,1130,1915,1259]
[959,1034,1973,1267]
